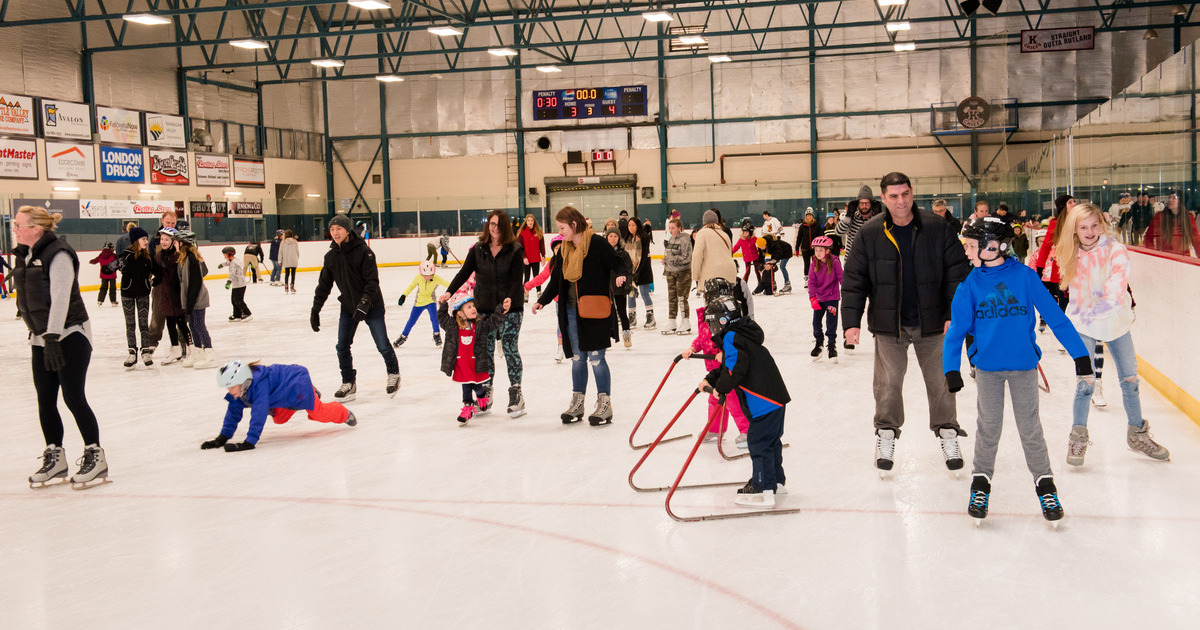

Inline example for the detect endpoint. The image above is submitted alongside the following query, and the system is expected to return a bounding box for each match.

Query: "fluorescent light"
[224,191,243,196]
[642,11,674,22]
[53,186,80,192]
[230,39,269,49]
[536,65,562,73]
[678,35,707,46]
[311,59,344,68]
[894,42,916,51]
[427,26,463,37]
[708,55,732,63]
[488,48,518,57]
[878,0,906,6]
[140,188,162,194]
[886,21,911,32]
[123,13,171,25]
[375,74,404,82]
[306,193,322,198]
[348,0,391,9]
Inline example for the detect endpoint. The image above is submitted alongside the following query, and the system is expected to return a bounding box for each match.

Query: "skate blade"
[830,357,839,364]
[71,477,112,490]
[29,477,70,489]
[973,518,983,528]
[508,409,527,419]
[675,330,692,336]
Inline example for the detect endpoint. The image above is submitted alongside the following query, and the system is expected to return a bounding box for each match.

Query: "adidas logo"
[976,281,1027,319]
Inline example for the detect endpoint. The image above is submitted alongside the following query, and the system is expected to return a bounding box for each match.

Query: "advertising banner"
[80,199,175,220]
[41,100,92,140]
[196,153,231,186]
[230,201,263,216]
[96,106,143,145]
[100,145,144,183]
[149,149,189,185]
[190,200,228,219]
[233,157,266,187]
[145,113,187,149]
[45,142,96,181]
[0,138,38,179]
[1020,27,1095,53]
[12,197,79,219]
[0,93,36,136]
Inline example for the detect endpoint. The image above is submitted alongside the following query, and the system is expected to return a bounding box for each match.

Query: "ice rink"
[2,264,1198,629]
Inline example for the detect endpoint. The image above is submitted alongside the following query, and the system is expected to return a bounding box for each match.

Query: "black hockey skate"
[968,474,990,524]
[1036,476,1064,524]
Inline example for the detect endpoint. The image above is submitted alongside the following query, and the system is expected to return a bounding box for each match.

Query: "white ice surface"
[1,267,1198,630]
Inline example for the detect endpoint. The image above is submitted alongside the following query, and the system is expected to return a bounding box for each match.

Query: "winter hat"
[605,226,621,239]
[329,214,353,233]
[805,207,815,216]
[221,246,236,255]
[276,229,285,236]
[449,292,474,314]
[1053,194,1074,215]
[857,185,873,201]
[702,209,719,225]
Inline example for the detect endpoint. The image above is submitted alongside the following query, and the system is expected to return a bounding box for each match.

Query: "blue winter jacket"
[705,318,790,420]
[943,257,1089,374]
[220,364,316,444]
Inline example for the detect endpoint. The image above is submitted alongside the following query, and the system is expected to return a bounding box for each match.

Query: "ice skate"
[123,349,138,370]
[179,344,196,368]
[810,341,823,361]
[161,345,183,365]
[622,330,632,348]
[239,314,253,322]
[1091,381,1107,408]
[140,348,154,367]
[939,428,964,471]
[588,393,613,426]
[192,347,218,369]
[1035,475,1064,524]
[457,403,476,426]
[661,318,676,334]
[844,341,855,350]
[507,385,526,418]
[71,445,110,490]
[334,382,357,403]
[228,315,238,322]
[1066,425,1090,466]
[386,373,401,398]
[345,410,357,427]
[734,481,776,509]
[778,281,792,295]
[555,342,565,362]
[875,429,896,474]
[561,392,585,424]
[433,332,442,347]
[392,334,407,348]
[477,385,492,414]
[735,433,748,449]
[1038,319,1047,333]
[828,345,838,364]
[643,308,656,330]
[676,318,691,335]
[628,310,637,328]
[29,445,68,489]
[968,474,991,524]
[1127,420,1170,461]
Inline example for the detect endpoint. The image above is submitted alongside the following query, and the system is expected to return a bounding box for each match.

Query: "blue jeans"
[779,258,790,284]
[270,260,282,283]
[565,305,610,395]
[626,283,653,310]
[1074,331,1143,428]
[336,306,399,384]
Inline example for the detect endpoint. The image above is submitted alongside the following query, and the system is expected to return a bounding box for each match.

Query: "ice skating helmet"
[961,216,1015,258]
[158,226,178,239]
[704,277,736,299]
[811,236,833,249]
[740,217,753,230]
[216,360,253,389]
[173,229,197,245]
[449,292,474,313]
[221,246,236,255]
[704,292,742,339]
[418,261,436,276]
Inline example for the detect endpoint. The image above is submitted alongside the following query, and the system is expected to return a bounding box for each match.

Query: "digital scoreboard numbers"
[533,85,647,120]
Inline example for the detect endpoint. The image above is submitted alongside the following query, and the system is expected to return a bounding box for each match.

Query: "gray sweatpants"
[873,326,961,437]
[973,369,1052,480]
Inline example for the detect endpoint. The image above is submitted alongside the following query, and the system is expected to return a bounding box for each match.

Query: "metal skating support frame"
[628,353,715,450]
[1038,364,1050,393]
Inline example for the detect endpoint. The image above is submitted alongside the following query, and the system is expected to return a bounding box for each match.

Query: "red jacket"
[1030,217,1061,284]
[732,236,759,263]
[1143,211,1200,256]
[518,226,545,264]
[89,247,118,280]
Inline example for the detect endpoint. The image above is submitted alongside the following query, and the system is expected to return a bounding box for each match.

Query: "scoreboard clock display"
[533,85,647,120]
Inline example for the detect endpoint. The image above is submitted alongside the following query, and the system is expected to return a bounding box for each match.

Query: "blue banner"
[99,145,144,183]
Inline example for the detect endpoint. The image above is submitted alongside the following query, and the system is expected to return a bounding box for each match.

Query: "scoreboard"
[533,85,647,120]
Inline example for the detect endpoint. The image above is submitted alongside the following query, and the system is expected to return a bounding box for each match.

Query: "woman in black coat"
[118,227,159,368]
[444,209,527,417]
[622,217,655,329]
[534,206,629,426]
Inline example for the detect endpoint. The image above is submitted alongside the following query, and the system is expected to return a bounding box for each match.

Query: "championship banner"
[99,145,144,183]
[46,142,96,181]
[149,149,189,185]
[145,112,187,149]
[0,93,36,136]
[230,201,263,216]
[96,106,143,145]
[1020,27,1095,53]
[196,153,231,186]
[42,100,92,140]
[190,200,228,219]
[233,157,266,187]
[80,199,175,219]
[0,138,38,179]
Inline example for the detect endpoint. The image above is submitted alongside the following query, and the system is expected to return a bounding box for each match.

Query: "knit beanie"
[857,185,873,201]
[329,214,353,232]
[129,227,149,242]
[605,226,621,239]
[805,207,814,216]
[1053,194,1074,215]
[702,209,719,225]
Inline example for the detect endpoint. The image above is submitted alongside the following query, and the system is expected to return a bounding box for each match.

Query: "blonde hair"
[1054,202,1109,291]
[16,206,62,232]
[125,221,137,233]
[177,241,205,265]
[523,213,543,239]
[668,218,683,230]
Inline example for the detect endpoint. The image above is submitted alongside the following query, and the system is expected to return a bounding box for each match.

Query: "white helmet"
[216,360,253,389]
[418,261,435,276]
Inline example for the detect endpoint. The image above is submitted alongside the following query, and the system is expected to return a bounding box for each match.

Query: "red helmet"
[811,236,833,248]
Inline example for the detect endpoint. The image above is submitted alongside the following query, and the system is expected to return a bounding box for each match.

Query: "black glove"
[201,435,229,450]
[946,371,964,393]
[397,294,407,306]
[310,309,320,332]
[1074,356,1095,377]
[42,333,65,372]
[354,307,368,323]
[224,441,256,452]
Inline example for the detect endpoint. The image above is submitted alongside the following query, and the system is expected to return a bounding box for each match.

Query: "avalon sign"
[1020,27,1095,53]
[42,100,92,140]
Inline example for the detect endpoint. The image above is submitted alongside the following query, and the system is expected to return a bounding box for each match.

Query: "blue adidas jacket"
[943,257,1089,374]
[706,318,790,419]
[221,364,317,444]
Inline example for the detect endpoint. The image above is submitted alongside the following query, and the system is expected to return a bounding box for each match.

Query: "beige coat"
[691,226,736,287]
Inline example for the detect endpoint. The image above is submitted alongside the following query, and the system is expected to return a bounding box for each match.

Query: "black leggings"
[98,278,117,304]
[615,295,630,331]
[523,262,541,284]
[284,267,296,285]
[32,334,100,447]
[166,314,191,347]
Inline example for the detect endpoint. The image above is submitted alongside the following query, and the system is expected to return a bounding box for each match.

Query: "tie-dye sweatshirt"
[1064,235,1135,342]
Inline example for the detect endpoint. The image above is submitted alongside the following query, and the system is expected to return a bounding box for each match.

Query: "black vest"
[14,231,90,336]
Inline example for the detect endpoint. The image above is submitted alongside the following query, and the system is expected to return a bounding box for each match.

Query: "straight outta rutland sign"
[1020,27,1095,53]
[100,145,144,183]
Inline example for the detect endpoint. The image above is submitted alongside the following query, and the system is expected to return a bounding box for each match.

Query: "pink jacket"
[688,307,722,371]
[731,236,759,263]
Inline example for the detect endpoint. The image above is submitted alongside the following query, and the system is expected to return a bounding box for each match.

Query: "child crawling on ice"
[201,360,356,452]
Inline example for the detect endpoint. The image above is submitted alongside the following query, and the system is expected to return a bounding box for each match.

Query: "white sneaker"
[1091,381,1108,408]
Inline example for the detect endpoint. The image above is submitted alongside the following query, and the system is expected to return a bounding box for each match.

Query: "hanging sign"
[46,142,96,181]
[231,201,263,216]
[0,138,38,179]
[190,200,228,219]
[233,157,266,187]
[79,199,175,219]
[145,112,187,149]
[42,100,92,140]
[1021,27,1095,53]
[0,93,36,136]
[196,153,231,186]
[99,145,144,182]
[12,197,78,219]
[96,106,143,145]
[149,149,190,185]
[956,97,991,130]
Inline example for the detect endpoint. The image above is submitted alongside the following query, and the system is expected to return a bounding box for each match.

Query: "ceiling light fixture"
[348,0,391,9]
[311,59,344,68]
[678,35,707,46]
[708,55,732,63]
[229,39,269,49]
[427,26,463,37]
[375,74,404,82]
[1144,29,1160,40]
[488,48,518,57]
[122,13,171,25]
[894,42,916,51]
[1172,4,1188,16]
[878,0,906,5]
[642,12,674,23]
[53,186,80,192]
[140,188,162,194]
[225,191,243,196]
[536,65,562,73]
[885,22,911,32]
[307,193,322,198]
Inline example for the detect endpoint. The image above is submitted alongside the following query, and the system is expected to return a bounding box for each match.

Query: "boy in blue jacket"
[943,217,1092,525]
[202,361,357,452]
[698,279,791,509]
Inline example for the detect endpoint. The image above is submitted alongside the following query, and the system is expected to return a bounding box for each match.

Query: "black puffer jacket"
[312,232,384,315]
[447,240,525,313]
[841,208,970,337]
[119,247,157,299]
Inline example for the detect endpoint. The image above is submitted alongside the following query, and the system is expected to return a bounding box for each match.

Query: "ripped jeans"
[565,305,611,395]
[1074,331,1143,429]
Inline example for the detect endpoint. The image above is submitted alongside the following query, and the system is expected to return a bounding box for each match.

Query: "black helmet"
[704,291,742,339]
[962,216,1015,256]
[221,246,236,255]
